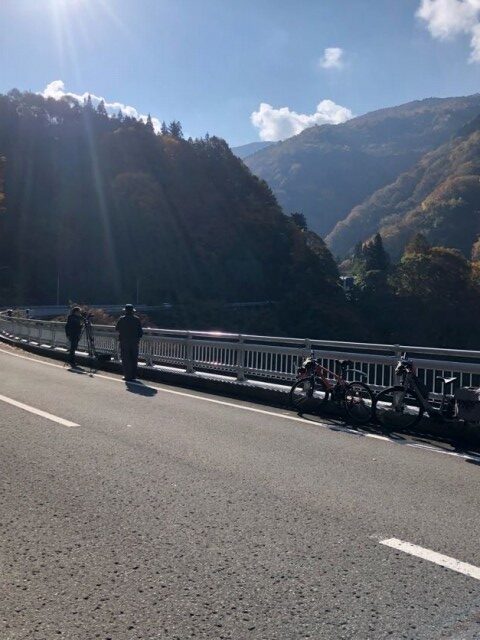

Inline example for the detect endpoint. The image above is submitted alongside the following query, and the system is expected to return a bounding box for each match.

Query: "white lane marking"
[0,393,79,427]
[0,347,65,369]
[0,348,342,427]
[380,538,480,581]
[1,346,480,464]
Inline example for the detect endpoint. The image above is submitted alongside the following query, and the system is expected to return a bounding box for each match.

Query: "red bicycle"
[289,350,374,423]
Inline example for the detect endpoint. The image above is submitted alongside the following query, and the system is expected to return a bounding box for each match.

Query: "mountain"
[328,115,480,259]
[244,95,480,239]
[231,141,274,160]
[0,90,350,337]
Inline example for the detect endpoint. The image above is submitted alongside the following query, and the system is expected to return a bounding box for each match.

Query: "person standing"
[115,304,143,381]
[65,306,83,368]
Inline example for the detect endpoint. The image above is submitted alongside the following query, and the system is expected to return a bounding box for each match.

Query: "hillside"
[327,115,480,258]
[0,90,351,337]
[231,141,274,160]
[244,95,480,238]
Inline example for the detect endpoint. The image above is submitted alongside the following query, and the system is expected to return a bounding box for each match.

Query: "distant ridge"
[244,95,480,242]
[231,140,274,160]
[327,110,480,258]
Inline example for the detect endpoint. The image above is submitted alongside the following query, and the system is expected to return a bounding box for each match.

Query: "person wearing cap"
[115,304,143,381]
[65,306,83,368]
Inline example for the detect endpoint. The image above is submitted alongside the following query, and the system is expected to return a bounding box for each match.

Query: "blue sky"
[1,0,480,145]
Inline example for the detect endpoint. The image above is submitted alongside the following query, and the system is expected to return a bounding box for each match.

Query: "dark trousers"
[68,336,80,365]
[120,342,139,380]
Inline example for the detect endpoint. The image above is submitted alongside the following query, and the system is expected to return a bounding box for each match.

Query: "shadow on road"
[294,408,480,462]
[125,381,158,397]
[466,458,480,467]
[67,366,94,378]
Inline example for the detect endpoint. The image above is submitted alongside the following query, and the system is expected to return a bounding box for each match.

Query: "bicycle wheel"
[344,381,374,424]
[374,386,423,430]
[289,377,329,413]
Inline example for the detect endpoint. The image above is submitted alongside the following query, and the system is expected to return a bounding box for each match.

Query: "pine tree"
[146,114,154,133]
[290,212,307,231]
[168,120,183,139]
[97,100,108,117]
[84,94,93,110]
[160,121,168,136]
[116,109,124,122]
[364,233,389,272]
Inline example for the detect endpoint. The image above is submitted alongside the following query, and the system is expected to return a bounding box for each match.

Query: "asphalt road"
[1,345,479,640]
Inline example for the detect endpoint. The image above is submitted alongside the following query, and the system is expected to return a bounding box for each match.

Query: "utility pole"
[56,272,60,306]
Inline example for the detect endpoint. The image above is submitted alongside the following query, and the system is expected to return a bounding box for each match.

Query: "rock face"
[244,95,480,244]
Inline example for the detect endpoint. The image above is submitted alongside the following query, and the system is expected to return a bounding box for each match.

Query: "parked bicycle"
[289,351,374,423]
[374,353,457,429]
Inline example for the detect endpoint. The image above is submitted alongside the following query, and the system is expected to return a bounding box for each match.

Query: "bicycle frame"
[297,350,367,393]
[395,367,453,417]
[393,371,431,413]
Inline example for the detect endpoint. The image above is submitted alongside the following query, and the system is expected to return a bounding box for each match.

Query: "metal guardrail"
[1,315,480,395]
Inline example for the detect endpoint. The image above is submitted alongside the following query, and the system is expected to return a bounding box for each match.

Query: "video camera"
[82,311,95,324]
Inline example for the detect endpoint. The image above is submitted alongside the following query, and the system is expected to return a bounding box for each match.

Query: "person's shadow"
[125,381,158,397]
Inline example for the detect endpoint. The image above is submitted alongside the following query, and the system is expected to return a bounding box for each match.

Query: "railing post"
[393,344,402,386]
[236,334,245,382]
[303,338,312,365]
[186,332,194,373]
[145,337,153,367]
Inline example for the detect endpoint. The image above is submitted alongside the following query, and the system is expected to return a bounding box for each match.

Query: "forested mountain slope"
[327,115,480,258]
[0,90,351,337]
[244,95,480,238]
[231,141,274,160]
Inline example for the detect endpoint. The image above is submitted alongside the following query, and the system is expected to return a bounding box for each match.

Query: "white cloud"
[416,0,480,62]
[319,47,344,69]
[41,80,162,132]
[251,100,353,141]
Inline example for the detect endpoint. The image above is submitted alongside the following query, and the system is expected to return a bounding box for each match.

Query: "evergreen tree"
[84,94,94,110]
[160,121,168,135]
[146,114,154,133]
[168,120,183,138]
[116,109,124,121]
[97,100,108,117]
[290,212,307,231]
[364,233,389,272]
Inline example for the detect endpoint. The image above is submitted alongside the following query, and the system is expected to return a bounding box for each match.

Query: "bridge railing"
[1,315,480,396]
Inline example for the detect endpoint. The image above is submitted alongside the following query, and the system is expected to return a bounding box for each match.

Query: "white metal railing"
[1,315,480,395]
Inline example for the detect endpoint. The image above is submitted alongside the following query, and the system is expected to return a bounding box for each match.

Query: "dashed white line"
[0,346,480,464]
[380,538,480,581]
[0,393,79,427]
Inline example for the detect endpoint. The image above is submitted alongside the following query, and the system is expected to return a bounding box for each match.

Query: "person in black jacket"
[65,306,83,367]
[115,304,143,381]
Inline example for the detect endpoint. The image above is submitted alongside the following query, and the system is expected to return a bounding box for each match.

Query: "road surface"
[1,345,479,639]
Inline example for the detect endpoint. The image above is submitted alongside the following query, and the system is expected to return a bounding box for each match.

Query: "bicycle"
[289,350,374,424]
[374,353,456,430]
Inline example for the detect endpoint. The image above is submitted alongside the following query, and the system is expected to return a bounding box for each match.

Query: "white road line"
[1,346,480,464]
[379,538,480,581]
[0,393,79,427]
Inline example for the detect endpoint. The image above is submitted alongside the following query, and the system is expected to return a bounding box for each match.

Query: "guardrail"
[1,315,480,395]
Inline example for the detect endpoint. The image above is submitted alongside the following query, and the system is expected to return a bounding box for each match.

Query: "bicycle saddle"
[336,359,353,368]
[436,376,457,386]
